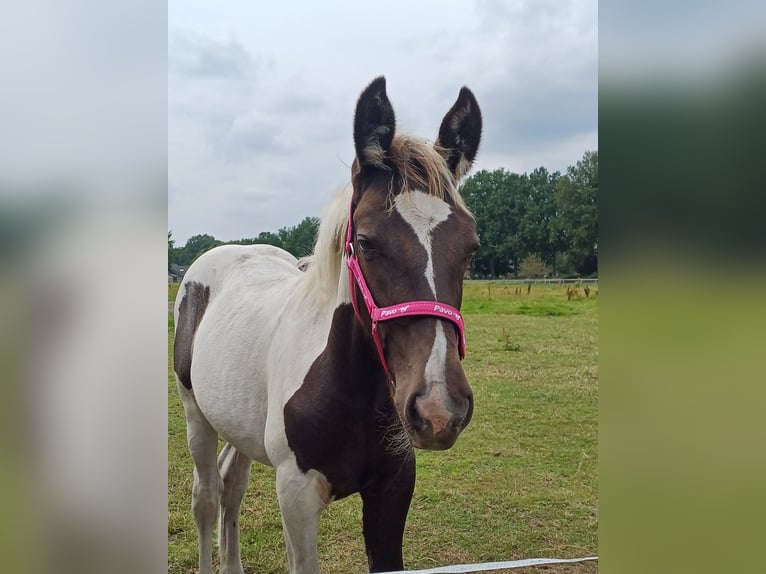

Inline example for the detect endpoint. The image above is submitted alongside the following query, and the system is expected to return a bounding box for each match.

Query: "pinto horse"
[173,76,482,574]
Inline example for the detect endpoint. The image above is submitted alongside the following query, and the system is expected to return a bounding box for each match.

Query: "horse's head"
[349,77,482,450]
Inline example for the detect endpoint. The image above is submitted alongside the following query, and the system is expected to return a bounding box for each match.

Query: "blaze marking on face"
[424,320,448,385]
[394,191,453,387]
[393,191,452,297]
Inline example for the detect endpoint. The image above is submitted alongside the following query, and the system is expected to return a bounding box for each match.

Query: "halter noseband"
[344,200,467,385]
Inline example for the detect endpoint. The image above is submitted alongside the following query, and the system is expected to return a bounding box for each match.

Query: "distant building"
[169,264,187,283]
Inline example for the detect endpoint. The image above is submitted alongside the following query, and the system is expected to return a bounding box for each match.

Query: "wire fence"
[380,556,599,573]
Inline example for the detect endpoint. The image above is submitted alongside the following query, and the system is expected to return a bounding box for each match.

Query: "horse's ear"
[353,76,396,169]
[436,87,482,180]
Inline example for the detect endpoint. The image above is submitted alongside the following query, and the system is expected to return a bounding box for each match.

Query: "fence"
[467,278,598,285]
[381,555,598,573]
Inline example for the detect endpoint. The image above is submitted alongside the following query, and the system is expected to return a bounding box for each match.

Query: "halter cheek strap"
[344,202,467,385]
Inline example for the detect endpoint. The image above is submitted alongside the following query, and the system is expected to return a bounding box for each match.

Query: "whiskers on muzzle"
[376,407,414,460]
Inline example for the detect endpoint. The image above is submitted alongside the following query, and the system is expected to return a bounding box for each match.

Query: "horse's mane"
[378,135,470,213]
[297,134,471,305]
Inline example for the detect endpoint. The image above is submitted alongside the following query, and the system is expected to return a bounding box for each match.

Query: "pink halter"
[345,200,467,385]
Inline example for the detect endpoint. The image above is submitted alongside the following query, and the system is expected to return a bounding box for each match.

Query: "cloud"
[273,93,327,115]
[168,1,598,243]
[169,32,256,80]
[470,0,598,154]
[480,66,597,153]
[168,30,341,166]
[218,114,286,162]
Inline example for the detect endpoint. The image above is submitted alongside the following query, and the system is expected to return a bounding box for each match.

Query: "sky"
[168,0,598,244]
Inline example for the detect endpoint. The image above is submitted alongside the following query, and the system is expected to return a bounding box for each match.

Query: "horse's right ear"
[353,76,396,169]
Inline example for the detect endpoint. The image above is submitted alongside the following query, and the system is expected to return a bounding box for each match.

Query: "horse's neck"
[314,255,390,405]
[321,303,390,404]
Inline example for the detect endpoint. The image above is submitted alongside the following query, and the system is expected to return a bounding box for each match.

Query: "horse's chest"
[284,391,399,499]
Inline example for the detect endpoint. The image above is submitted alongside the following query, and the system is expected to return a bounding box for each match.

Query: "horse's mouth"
[402,418,464,451]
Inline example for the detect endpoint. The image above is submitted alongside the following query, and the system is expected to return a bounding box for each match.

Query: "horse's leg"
[360,454,416,573]
[275,461,331,574]
[218,443,252,574]
[179,388,222,574]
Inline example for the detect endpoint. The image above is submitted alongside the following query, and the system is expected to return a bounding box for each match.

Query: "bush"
[519,254,552,279]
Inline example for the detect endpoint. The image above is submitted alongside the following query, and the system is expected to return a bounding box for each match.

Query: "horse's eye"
[357,237,375,253]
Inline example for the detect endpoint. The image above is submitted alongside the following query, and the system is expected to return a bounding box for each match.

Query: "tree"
[460,168,560,277]
[460,169,518,276]
[169,216,320,268]
[554,150,598,275]
[168,231,175,269]
[176,234,223,266]
[231,218,318,258]
[278,217,320,258]
[516,167,560,271]
[229,231,283,248]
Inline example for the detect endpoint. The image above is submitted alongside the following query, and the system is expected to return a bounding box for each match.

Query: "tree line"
[169,150,597,278]
[168,217,320,268]
[461,150,597,278]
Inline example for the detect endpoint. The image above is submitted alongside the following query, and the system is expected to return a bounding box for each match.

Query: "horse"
[173,76,482,574]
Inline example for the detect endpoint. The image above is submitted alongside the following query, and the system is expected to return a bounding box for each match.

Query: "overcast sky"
[168,0,597,244]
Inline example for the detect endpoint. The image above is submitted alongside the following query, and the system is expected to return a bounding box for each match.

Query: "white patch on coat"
[177,242,343,573]
[393,192,453,390]
[275,455,333,573]
[178,244,334,468]
[393,191,452,297]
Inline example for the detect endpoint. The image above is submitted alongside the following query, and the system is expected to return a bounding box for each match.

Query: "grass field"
[168,281,598,573]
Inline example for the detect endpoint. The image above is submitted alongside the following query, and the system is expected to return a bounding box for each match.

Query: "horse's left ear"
[436,87,482,180]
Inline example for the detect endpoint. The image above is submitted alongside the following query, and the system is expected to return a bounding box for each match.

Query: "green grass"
[168,281,598,573]
[168,282,180,303]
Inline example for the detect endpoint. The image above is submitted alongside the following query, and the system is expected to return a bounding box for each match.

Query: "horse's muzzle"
[405,386,473,450]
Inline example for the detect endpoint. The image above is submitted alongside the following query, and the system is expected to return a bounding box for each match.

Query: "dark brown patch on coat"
[173,281,210,389]
[284,304,416,571]
[284,305,412,498]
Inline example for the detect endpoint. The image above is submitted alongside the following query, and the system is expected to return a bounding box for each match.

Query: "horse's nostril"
[406,395,425,431]
[460,393,474,427]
